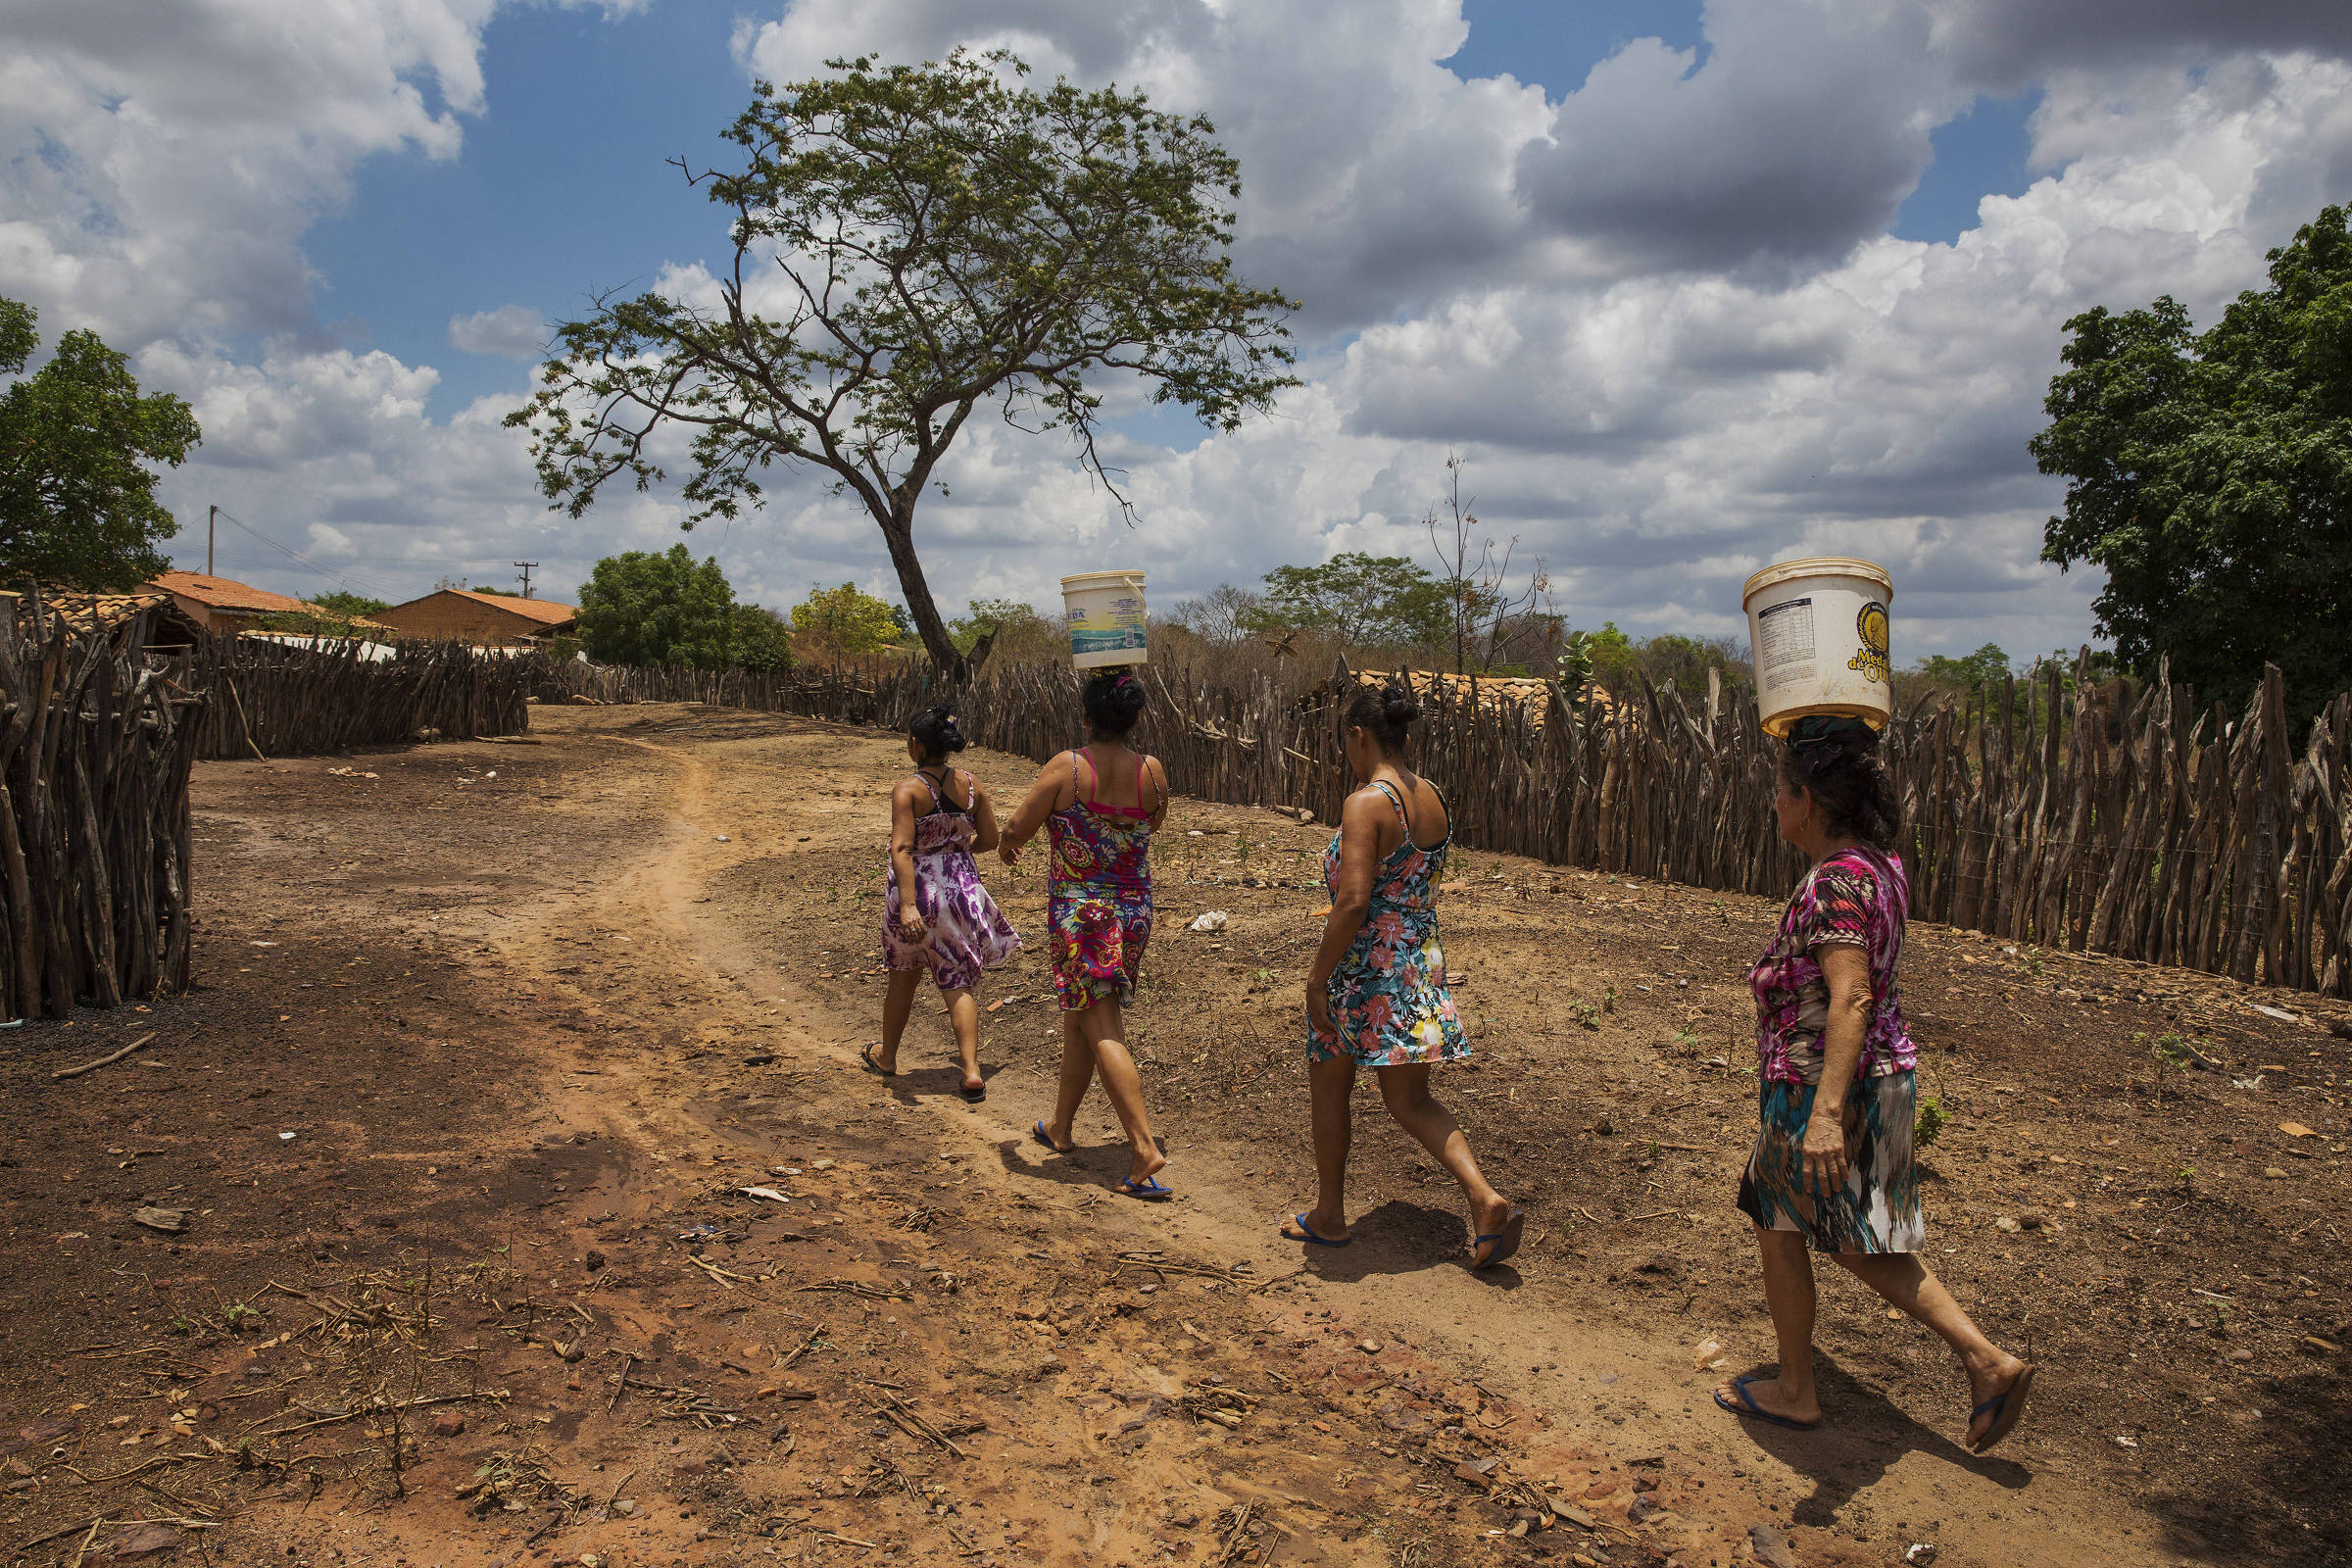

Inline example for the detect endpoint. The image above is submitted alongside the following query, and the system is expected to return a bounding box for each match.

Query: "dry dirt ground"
[0,704,2345,1568]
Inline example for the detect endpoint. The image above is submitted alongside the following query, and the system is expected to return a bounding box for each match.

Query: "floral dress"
[1309,779,1466,1067]
[881,770,1021,992]
[1046,750,1157,1011]
[1735,845,1925,1253]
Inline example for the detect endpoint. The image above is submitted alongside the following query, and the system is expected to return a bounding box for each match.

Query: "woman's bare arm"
[1800,943,1875,1193]
[997,754,1073,865]
[969,778,1002,855]
[889,780,926,936]
[1304,788,1387,1023]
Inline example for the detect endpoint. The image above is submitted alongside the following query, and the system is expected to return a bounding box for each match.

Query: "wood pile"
[540,651,2352,997]
[0,597,202,1020]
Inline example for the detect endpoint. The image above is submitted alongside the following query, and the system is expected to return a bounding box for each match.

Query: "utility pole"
[208,505,218,576]
[514,562,538,599]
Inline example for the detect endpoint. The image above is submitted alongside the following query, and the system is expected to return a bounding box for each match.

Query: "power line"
[204,509,408,602]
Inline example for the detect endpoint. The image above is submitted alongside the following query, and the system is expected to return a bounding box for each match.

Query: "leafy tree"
[1913,643,2013,695]
[1169,583,1264,645]
[732,604,796,671]
[312,590,389,617]
[576,544,739,668]
[509,50,1298,681]
[950,597,1060,667]
[1254,554,1449,647]
[1638,631,1746,697]
[1585,620,1636,692]
[791,581,903,661]
[2033,204,2352,720]
[0,296,201,589]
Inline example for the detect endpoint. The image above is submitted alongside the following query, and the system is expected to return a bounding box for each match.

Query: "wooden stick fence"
[545,651,2352,997]
[0,599,203,1020]
[190,637,534,760]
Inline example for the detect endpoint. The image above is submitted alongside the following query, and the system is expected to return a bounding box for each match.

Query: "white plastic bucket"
[1061,570,1149,668]
[1741,557,1893,737]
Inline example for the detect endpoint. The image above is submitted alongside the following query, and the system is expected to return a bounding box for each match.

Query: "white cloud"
[447,304,548,359]
[9,1,2352,662]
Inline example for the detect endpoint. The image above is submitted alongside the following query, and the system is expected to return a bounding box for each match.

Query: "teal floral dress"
[1309,780,1467,1067]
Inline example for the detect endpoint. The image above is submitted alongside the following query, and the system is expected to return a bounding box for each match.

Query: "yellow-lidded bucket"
[1741,558,1893,737]
[1061,570,1149,668]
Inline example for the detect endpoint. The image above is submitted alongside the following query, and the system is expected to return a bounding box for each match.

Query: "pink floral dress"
[881,771,1021,992]
[1046,750,1157,1011]
[1309,780,1466,1067]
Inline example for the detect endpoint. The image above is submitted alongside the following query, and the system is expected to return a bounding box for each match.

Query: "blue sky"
[314,0,2034,428]
[11,0,2347,657]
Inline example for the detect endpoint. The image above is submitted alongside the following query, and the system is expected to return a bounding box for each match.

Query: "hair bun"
[1381,685,1420,726]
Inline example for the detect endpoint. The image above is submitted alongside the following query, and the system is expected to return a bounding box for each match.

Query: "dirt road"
[2,704,2343,1568]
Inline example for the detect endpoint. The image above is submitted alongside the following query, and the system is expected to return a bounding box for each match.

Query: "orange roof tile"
[422,588,578,625]
[145,571,315,615]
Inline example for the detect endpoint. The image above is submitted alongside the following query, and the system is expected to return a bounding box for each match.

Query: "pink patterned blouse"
[1748,846,1917,1087]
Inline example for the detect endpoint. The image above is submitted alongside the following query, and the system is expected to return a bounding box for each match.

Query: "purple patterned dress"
[881,771,1021,992]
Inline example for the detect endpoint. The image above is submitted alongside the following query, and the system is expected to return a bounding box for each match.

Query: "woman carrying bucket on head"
[870,707,1021,1100]
[998,666,1173,1200]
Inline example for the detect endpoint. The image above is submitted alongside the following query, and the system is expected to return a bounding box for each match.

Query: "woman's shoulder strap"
[1366,778,1411,825]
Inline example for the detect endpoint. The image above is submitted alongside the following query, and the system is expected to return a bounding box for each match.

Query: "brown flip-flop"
[1969,1363,2035,1453]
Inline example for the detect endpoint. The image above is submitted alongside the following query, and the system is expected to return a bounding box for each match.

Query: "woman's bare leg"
[1283,1055,1356,1242]
[1835,1251,2030,1446]
[877,969,920,1071]
[1717,1226,1824,1424]
[1075,999,1166,1186]
[1374,1064,1510,1243]
[1041,1010,1092,1150]
[941,988,981,1092]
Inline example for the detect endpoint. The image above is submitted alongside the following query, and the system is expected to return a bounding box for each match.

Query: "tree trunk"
[876,504,966,684]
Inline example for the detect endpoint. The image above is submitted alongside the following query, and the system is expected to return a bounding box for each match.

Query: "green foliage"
[1915,1096,1948,1150]
[576,544,740,668]
[312,590,389,617]
[2033,204,2352,723]
[1913,643,2013,694]
[0,296,201,589]
[950,597,1060,666]
[1586,620,1636,690]
[732,605,795,672]
[792,582,903,661]
[1252,554,1449,647]
[1554,627,1596,704]
[508,50,1297,675]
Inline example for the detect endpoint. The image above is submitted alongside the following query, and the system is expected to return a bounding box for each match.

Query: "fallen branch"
[797,1279,907,1302]
[51,1033,156,1080]
[249,1388,506,1439]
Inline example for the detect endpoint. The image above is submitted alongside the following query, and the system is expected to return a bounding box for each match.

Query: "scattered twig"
[51,1032,156,1080]
[608,1352,633,1413]
[797,1278,907,1302]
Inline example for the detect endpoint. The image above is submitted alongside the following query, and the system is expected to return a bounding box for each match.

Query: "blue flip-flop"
[1470,1207,1526,1270]
[1032,1121,1068,1154]
[1285,1213,1351,1248]
[1968,1363,2035,1453]
[1713,1374,1821,1432]
[1116,1174,1173,1201]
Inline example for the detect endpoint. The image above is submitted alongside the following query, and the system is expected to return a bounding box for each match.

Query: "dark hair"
[909,705,966,763]
[1345,680,1419,756]
[1081,667,1149,737]
[1778,715,1901,847]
